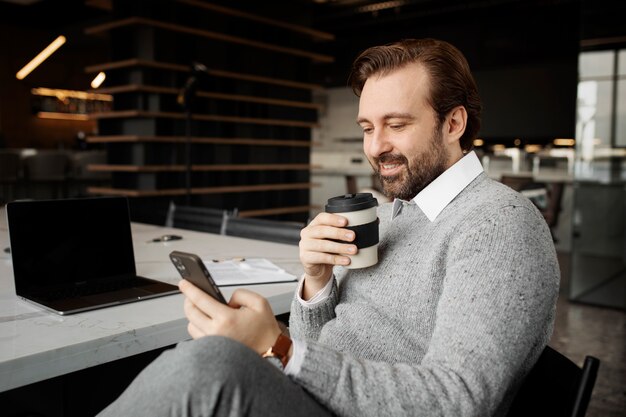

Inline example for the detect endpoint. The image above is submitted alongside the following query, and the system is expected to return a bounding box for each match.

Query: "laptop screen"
[8,197,137,293]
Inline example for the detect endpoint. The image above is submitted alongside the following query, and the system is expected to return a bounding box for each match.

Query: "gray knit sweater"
[289,173,560,417]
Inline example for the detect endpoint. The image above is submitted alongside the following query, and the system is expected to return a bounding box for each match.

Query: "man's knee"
[171,336,259,384]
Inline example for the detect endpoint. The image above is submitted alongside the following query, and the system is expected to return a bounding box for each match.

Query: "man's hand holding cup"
[299,193,379,300]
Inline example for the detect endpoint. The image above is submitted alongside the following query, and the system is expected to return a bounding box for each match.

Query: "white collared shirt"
[392,150,484,221]
[286,151,484,375]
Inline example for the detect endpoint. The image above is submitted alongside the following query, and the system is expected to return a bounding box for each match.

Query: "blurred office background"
[0,0,624,415]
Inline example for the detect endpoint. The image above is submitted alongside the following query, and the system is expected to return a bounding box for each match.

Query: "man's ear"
[444,106,467,145]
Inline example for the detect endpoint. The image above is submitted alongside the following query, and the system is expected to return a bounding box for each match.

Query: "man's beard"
[372,128,449,200]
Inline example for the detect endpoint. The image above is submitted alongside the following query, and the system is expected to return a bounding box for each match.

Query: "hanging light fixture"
[90,72,106,88]
[16,35,66,80]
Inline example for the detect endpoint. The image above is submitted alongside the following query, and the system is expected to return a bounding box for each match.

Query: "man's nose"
[366,129,393,157]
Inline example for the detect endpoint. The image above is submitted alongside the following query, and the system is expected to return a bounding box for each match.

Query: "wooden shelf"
[87,182,319,197]
[92,84,322,110]
[86,59,188,73]
[176,0,334,41]
[83,2,321,222]
[85,135,315,147]
[85,59,323,91]
[238,205,319,218]
[88,164,319,172]
[85,0,111,11]
[89,110,319,128]
[85,17,334,63]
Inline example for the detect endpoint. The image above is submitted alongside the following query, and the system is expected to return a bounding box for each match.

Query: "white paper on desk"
[204,258,297,286]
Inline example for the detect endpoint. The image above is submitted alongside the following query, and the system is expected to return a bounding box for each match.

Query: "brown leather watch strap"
[262,333,292,368]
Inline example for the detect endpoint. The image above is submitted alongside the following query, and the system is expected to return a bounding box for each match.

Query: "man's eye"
[390,124,405,130]
[362,127,373,134]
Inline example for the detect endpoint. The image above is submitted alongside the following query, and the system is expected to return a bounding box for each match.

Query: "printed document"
[204,258,297,286]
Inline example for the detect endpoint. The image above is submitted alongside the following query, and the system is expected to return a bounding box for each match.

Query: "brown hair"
[348,38,482,152]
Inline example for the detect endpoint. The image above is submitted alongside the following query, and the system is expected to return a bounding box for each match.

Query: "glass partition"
[570,49,626,309]
[617,50,626,148]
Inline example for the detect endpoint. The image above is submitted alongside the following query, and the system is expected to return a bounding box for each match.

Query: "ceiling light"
[525,144,542,153]
[16,35,66,80]
[91,72,106,89]
[553,138,575,146]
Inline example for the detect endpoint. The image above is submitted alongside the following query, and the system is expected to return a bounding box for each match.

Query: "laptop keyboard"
[33,277,149,301]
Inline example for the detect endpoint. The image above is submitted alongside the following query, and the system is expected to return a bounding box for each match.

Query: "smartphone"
[169,251,227,304]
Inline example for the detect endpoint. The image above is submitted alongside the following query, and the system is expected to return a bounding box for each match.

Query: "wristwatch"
[262,333,292,370]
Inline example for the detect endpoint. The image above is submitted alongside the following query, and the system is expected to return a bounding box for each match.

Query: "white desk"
[0,215,300,393]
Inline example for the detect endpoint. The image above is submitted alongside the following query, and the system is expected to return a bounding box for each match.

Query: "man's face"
[357,63,451,200]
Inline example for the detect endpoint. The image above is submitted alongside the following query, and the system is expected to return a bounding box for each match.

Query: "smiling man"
[98,39,559,417]
[358,65,455,200]
[354,40,480,202]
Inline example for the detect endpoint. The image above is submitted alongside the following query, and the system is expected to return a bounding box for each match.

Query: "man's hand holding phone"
[179,280,281,355]
[170,251,282,355]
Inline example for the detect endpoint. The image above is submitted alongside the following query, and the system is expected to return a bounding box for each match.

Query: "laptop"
[7,196,179,315]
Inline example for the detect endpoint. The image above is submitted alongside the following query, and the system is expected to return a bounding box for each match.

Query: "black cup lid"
[325,193,378,213]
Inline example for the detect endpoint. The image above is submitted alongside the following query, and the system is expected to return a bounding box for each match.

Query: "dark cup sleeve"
[331,219,379,249]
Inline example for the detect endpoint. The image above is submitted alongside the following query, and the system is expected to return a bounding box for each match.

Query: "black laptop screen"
[8,197,137,292]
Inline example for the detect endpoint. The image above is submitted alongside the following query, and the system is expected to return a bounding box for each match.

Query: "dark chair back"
[70,151,111,197]
[506,346,600,417]
[22,151,70,199]
[500,174,535,192]
[500,175,564,239]
[0,150,21,204]
[23,151,69,181]
[223,215,303,245]
[0,150,21,182]
[72,150,110,180]
[542,182,564,228]
[165,202,229,235]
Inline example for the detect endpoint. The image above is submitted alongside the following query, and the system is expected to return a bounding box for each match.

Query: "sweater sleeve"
[289,278,340,342]
[288,204,560,417]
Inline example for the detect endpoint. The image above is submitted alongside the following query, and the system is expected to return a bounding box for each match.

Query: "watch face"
[264,355,284,370]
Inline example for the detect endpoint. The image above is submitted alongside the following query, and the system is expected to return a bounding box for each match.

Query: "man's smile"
[379,162,404,177]
[375,154,407,178]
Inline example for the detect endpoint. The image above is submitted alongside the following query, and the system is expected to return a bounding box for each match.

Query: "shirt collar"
[392,151,483,222]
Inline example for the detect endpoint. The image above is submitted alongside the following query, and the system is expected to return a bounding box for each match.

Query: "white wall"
[310,87,373,216]
[313,87,361,150]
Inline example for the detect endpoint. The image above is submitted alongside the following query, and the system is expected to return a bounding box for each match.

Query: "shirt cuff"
[296,274,334,307]
[284,339,305,376]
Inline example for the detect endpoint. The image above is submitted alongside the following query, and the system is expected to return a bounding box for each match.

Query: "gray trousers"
[97,336,334,417]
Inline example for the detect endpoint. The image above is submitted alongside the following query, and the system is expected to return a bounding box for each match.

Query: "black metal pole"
[185,109,192,205]
[179,62,209,206]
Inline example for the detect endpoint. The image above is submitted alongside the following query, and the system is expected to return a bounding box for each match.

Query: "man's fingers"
[187,322,204,339]
[179,279,230,316]
[298,212,356,273]
[306,212,348,227]
[183,296,209,321]
[183,297,215,338]
[300,237,356,256]
[303,224,355,242]
[301,250,351,267]
[299,234,357,269]
[228,288,271,312]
